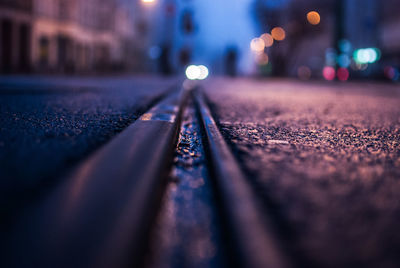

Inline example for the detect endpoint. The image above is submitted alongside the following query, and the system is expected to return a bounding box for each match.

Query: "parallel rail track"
[2,83,292,268]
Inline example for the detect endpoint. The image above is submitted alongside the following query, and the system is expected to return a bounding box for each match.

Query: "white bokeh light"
[186,65,201,80]
[198,65,209,80]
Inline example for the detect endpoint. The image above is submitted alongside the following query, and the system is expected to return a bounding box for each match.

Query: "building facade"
[0,0,33,73]
[0,0,138,74]
[149,0,255,75]
[381,0,400,73]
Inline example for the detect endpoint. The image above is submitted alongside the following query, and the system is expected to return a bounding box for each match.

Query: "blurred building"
[254,0,335,77]
[381,0,400,75]
[149,0,255,75]
[0,0,33,73]
[253,0,399,81]
[0,0,139,74]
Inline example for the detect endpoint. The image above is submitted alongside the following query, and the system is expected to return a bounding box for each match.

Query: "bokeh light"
[271,27,286,41]
[256,53,269,65]
[325,48,337,66]
[148,46,161,59]
[250,38,265,52]
[297,66,311,80]
[338,39,352,53]
[186,65,201,80]
[141,0,155,3]
[384,66,399,81]
[337,68,349,81]
[260,33,274,47]
[337,54,351,68]
[351,62,368,71]
[307,11,321,25]
[185,65,209,80]
[323,66,336,81]
[198,65,209,80]
[353,48,381,64]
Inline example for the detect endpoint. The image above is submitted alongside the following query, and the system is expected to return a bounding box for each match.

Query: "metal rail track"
[3,83,291,268]
[3,87,189,268]
[194,89,290,268]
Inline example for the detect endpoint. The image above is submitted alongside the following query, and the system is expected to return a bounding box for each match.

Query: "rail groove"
[4,83,292,268]
[4,87,189,268]
[194,88,291,268]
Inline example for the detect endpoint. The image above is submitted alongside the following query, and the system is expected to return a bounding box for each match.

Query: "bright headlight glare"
[197,65,209,80]
[185,65,209,80]
[185,65,200,80]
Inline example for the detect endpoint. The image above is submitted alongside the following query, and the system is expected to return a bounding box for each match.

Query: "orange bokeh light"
[271,27,286,41]
[260,33,274,47]
[307,11,321,25]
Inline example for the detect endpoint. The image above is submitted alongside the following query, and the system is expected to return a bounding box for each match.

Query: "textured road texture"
[146,101,225,268]
[0,76,176,212]
[204,78,400,268]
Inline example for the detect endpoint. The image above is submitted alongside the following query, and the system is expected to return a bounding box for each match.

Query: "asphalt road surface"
[0,76,177,214]
[204,78,400,268]
[1,76,400,268]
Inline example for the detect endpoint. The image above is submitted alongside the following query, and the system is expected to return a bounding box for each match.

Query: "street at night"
[204,78,400,267]
[1,0,400,267]
[0,76,175,203]
[1,77,399,267]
